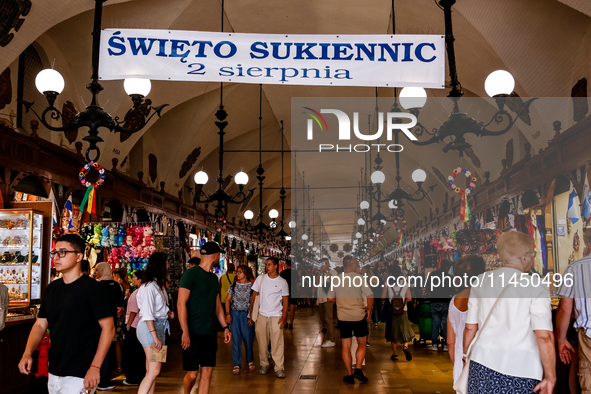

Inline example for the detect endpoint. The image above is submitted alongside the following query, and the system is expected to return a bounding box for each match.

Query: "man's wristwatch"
[223,326,231,332]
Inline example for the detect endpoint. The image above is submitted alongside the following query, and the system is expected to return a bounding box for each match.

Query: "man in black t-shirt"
[279,260,298,329]
[18,234,114,394]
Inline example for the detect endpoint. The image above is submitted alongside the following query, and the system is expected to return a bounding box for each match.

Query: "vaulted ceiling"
[1,0,590,258]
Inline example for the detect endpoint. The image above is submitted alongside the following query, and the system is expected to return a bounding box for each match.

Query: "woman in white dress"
[446,254,485,392]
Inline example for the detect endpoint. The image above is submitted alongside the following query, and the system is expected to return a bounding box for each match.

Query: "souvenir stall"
[155,235,184,289]
[0,209,44,306]
[549,177,585,275]
[0,208,50,394]
[76,222,157,275]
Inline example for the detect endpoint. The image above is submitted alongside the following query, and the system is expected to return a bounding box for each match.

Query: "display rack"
[0,209,43,307]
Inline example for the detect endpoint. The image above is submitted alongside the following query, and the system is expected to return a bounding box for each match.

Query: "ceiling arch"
[0,0,589,252]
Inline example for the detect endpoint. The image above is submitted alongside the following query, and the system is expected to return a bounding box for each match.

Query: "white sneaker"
[321,340,336,348]
[431,344,438,351]
[443,345,448,352]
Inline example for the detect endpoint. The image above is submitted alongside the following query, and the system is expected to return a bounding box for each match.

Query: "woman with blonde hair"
[461,232,555,394]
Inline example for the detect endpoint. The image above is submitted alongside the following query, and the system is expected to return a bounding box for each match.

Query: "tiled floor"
[112,308,455,393]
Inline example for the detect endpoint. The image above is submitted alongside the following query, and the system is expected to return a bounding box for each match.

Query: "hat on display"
[201,242,225,255]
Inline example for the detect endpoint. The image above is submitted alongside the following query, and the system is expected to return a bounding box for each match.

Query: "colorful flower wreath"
[394,216,407,228]
[214,217,227,232]
[79,161,105,214]
[448,167,477,222]
[448,167,477,195]
[79,161,105,188]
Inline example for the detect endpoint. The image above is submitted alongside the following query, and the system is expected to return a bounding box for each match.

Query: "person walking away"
[445,255,485,392]
[557,226,591,394]
[18,234,114,393]
[327,255,373,384]
[249,257,289,378]
[220,263,236,313]
[370,267,384,326]
[187,257,200,269]
[381,264,414,362]
[427,259,454,351]
[178,242,231,394]
[122,270,146,386]
[113,268,131,374]
[136,253,174,394]
[94,262,124,391]
[317,258,337,347]
[225,264,256,374]
[280,259,299,329]
[462,232,555,394]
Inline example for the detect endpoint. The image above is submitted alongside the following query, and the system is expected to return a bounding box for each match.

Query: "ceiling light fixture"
[24,0,168,162]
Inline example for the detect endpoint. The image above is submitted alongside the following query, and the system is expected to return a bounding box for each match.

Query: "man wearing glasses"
[18,234,115,394]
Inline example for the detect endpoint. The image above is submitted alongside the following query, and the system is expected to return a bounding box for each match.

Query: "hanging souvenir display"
[449,167,477,222]
[394,217,407,229]
[79,161,105,214]
[78,222,157,273]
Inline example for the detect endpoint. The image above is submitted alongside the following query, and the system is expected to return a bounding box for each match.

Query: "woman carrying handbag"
[381,265,414,362]
[457,232,555,394]
[136,253,174,394]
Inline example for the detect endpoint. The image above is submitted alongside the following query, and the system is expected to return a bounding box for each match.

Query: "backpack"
[390,287,406,315]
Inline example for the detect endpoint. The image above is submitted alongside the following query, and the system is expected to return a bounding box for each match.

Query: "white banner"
[99,29,445,88]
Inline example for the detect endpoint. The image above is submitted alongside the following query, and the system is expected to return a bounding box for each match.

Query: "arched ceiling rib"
[2,0,590,251]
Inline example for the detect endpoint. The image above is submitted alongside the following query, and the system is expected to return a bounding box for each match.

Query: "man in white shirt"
[249,257,289,378]
[327,255,373,384]
[317,258,337,348]
[557,227,591,394]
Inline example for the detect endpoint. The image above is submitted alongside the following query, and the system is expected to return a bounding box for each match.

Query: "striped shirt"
[557,255,591,338]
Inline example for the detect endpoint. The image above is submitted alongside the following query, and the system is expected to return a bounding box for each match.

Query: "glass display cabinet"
[0,209,43,307]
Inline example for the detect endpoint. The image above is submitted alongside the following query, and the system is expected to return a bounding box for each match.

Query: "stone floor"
[111,308,455,393]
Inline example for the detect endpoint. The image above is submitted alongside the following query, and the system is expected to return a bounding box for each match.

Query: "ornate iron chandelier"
[404,0,536,157]
[22,0,167,161]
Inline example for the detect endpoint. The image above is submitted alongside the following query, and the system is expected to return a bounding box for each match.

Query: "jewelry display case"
[0,209,43,307]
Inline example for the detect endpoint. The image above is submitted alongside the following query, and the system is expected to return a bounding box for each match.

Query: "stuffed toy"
[430,237,443,252]
[126,227,134,246]
[101,226,110,247]
[80,224,93,244]
[109,225,117,247]
[133,226,143,246]
[117,227,126,247]
[35,331,51,377]
[440,235,454,251]
[142,225,153,247]
[91,225,102,246]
